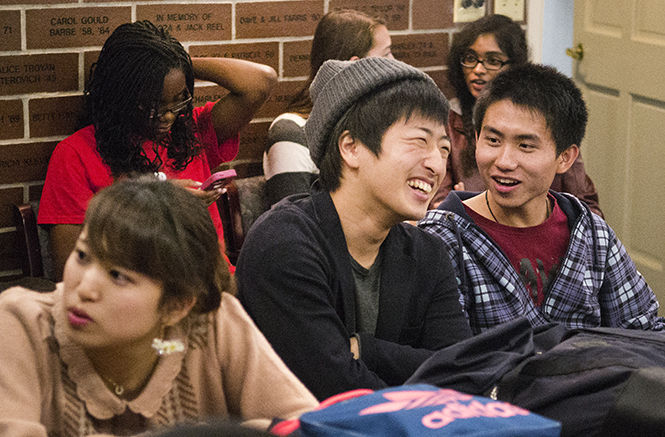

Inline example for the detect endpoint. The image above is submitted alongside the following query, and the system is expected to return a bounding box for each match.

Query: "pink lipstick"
[68,308,92,328]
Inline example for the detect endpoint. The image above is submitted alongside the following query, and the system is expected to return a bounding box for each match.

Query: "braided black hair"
[85,176,232,314]
[81,20,200,176]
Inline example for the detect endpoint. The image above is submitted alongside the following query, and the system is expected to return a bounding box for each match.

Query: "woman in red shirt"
[39,20,277,279]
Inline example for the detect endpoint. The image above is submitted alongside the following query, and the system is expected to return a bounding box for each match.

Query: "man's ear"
[161,297,197,327]
[338,130,361,169]
[555,144,580,174]
[349,55,360,61]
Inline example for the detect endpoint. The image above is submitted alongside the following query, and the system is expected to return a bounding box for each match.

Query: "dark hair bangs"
[473,64,588,155]
[318,78,448,191]
[83,179,228,314]
[347,79,449,156]
[84,187,191,285]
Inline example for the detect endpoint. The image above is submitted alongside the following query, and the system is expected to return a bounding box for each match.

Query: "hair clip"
[151,338,185,355]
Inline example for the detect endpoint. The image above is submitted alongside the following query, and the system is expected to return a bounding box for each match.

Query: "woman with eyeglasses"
[38,20,277,280]
[429,14,602,216]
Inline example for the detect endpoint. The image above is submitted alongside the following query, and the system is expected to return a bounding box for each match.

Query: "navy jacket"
[237,190,472,401]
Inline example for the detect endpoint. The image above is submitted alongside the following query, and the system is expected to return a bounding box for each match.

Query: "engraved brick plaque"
[330,0,409,30]
[413,0,455,29]
[0,11,21,51]
[0,53,78,95]
[0,99,24,140]
[26,7,130,49]
[137,4,232,41]
[283,40,312,78]
[255,80,306,118]
[0,142,57,184]
[189,42,279,72]
[191,80,305,118]
[392,33,448,68]
[236,1,322,39]
[29,95,84,138]
[236,121,270,161]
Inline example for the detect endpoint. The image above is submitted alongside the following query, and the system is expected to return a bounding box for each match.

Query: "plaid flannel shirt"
[419,191,665,334]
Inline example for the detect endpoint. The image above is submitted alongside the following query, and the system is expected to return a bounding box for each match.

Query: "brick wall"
[0,0,524,279]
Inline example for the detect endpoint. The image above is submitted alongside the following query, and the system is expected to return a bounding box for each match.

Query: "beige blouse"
[0,285,317,436]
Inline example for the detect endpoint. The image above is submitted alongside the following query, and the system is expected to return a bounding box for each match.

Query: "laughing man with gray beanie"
[237,57,472,401]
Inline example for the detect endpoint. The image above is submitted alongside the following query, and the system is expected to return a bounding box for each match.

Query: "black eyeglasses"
[460,53,510,71]
[149,92,192,120]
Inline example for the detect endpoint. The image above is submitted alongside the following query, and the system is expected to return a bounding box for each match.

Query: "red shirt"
[465,195,570,306]
[38,101,238,257]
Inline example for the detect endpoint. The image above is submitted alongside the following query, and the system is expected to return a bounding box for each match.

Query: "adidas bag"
[272,384,560,436]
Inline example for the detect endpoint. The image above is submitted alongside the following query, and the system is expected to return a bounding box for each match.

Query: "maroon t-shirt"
[464,195,570,306]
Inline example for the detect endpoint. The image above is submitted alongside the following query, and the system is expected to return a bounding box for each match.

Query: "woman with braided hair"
[39,20,277,279]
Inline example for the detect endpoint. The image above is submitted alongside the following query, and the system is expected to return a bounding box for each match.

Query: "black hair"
[81,20,200,177]
[447,14,528,174]
[84,176,233,314]
[287,10,385,115]
[318,78,449,191]
[473,63,588,155]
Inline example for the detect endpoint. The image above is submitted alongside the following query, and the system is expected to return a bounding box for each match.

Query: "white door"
[573,0,665,304]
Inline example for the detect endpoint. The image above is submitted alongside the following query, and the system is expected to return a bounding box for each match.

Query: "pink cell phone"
[200,169,237,191]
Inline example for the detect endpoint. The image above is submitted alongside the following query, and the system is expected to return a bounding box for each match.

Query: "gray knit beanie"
[305,57,440,167]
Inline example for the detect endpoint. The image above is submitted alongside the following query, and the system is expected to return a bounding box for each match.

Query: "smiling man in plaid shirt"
[420,63,665,334]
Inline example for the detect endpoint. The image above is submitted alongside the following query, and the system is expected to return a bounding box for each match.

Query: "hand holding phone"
[200,169,237,191]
